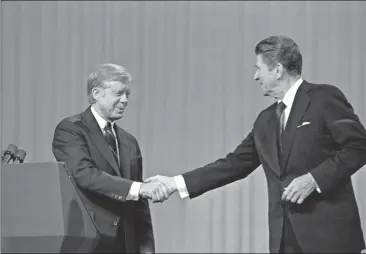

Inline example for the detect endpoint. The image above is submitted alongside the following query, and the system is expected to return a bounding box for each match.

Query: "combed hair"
[87,63,132,104]
[255,35,302,76]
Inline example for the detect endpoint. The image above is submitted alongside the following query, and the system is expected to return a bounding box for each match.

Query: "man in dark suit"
[144,36,366,253]
[52,63,163,253]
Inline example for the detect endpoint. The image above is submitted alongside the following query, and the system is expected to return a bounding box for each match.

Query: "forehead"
[255,54,265,66]
[107,81,130,91]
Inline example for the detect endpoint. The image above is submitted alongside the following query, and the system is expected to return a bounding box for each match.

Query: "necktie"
[104,122,119,164]
[276,101,287,154]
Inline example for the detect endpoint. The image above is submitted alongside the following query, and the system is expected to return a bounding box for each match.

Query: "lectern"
[1,162,100,253]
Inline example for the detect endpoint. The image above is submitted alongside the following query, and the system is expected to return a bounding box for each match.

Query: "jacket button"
[118,196,122,200]
[113,221,118,226]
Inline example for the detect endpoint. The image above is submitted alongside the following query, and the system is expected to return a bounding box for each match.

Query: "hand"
[139,180,170,202]
[281,173,317,204]
[144,175,177,203]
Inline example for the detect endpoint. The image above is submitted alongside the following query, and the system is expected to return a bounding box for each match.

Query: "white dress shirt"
[91,106,141,201]
[279,78,303,128]
[174,78,320,199]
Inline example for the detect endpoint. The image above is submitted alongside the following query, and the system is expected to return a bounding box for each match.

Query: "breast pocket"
[291,119,317,151]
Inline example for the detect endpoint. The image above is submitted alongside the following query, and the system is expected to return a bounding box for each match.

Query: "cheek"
[260,75,267,83]
[113,98,121,105]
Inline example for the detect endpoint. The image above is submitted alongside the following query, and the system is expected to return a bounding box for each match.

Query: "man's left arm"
[133,144,155,253]
[310,85,366,194]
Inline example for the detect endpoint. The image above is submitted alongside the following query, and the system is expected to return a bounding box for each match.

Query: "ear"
[91,87,104,101]
[275,63,284,80]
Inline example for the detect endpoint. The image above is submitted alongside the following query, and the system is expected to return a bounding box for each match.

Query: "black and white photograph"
[1,1,366,253]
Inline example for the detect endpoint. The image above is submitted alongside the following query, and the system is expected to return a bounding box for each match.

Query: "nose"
[254,70,259,81]
[120,94,128,104]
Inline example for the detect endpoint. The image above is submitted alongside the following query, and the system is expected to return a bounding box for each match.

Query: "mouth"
[115,107,125,113]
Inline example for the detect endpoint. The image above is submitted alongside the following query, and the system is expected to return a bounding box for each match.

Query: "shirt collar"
[91,105,115,131]
[279,78,303,109]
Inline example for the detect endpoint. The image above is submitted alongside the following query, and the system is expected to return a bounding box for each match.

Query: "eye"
[116,91,130,98]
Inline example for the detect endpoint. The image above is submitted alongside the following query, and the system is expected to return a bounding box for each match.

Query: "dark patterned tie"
[276,101,287,154]
[104,122,119,164]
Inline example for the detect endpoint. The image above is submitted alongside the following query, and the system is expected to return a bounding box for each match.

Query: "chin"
[110,114,124,121]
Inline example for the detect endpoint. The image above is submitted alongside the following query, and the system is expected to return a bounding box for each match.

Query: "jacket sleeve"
[182,130,261,199]
[310,85,366,193]
[52,120,133,202]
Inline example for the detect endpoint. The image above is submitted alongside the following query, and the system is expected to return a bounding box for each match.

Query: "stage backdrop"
[1,1,366,252]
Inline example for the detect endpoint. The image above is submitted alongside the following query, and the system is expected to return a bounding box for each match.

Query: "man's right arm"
[52,120,135,202]
[181,131,261,199]
[146,131,261,201]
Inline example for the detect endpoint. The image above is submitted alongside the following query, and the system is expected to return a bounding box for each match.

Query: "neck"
[275,75,301,100]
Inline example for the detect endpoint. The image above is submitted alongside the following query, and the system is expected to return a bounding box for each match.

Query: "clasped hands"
[139,175,177,203]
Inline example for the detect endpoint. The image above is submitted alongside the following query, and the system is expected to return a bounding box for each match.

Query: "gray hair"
[87,63,132,104]
[255,35,302,76]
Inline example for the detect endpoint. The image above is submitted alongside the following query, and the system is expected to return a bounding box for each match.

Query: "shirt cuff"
[308,173,321,193]
[126,182,142,201]
[173,175,190,199]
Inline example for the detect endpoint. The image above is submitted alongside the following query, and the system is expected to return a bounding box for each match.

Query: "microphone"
[1,144,18,164]
[1,149,6,161]
[13,149,27,164]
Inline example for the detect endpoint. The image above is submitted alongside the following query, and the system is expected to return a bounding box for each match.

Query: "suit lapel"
[267,106,282,176]
[81,107,121,176]
[255,103,282,176]
[280,81,312,171]
[115,126,131,180]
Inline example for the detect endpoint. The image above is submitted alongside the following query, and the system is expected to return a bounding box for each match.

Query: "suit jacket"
[182,81,366,253]
[52,107,154,253]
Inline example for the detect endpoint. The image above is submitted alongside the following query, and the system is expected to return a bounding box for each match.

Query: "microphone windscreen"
[6,144,18,155]
[16,149,27,162]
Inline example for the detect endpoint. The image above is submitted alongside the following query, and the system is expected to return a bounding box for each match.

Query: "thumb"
[144,176,156,183]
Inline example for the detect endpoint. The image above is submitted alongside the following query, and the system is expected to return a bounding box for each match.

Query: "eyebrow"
[116,88,130,94]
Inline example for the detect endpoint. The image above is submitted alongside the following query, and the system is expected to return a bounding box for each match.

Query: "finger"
[152,192,163,203]
[144,176,157,183]
[282,182,293,196]
[286,189,297,201]
[150,192,159,203]
[156,185,167,201]
[159,184,169,200]
[282,188,287,200]
[297,197,305,204]
[283,179,298,200]
[291,192,301,203]
[141,193,152,199]
[283,185,296,201]
[282,186,292,200]
[154,189,162,203]
[297,189,312,204]
[153,197,163,203]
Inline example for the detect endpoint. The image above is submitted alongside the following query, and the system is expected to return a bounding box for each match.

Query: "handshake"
[139,175,178,203]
